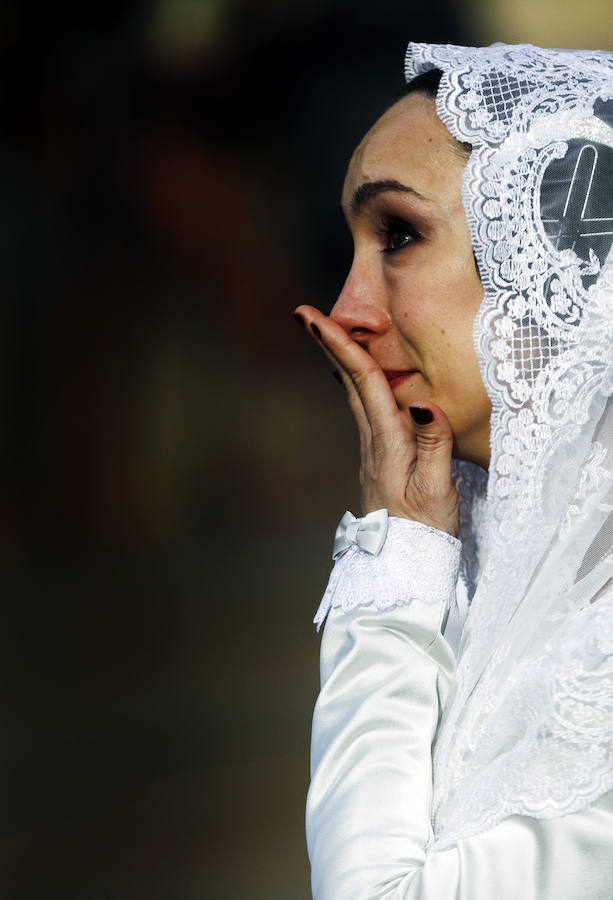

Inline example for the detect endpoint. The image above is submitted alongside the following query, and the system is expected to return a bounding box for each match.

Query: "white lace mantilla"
[313,517,460,632]
[403,43,613,849]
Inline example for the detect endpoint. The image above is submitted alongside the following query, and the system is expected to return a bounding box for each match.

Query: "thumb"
[408,403,458,534]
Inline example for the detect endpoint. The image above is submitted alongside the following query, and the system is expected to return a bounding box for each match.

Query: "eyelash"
[378,216,422,254]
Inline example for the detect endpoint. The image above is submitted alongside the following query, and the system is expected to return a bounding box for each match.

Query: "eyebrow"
[348,179,430,216]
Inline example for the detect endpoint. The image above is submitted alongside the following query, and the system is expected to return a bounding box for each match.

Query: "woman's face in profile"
[333,92,492,468]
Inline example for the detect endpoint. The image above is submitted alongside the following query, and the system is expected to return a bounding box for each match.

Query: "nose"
[330,264,392,342]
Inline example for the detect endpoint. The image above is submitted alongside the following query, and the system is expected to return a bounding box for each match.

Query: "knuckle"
[416,429,452,451]
[351,365,378,392]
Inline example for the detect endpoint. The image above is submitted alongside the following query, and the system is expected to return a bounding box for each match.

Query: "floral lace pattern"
[313,518,460,632]
[404,43,613,848]
[432,582,613,848]
[559,440,611,539]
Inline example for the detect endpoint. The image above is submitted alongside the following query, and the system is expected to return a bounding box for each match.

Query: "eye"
[378,216,421,254]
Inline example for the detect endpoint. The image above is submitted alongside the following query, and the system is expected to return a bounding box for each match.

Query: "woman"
[294,42,613,898]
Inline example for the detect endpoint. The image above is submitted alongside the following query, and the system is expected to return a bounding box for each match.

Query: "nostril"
[349,327,376,343]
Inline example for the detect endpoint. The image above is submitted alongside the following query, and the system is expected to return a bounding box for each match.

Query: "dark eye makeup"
[377,215,422,254]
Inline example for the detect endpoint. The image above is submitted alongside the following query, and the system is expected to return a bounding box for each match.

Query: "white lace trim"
[313,518,460,631]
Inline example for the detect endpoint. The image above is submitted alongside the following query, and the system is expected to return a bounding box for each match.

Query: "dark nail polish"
[332,369,343,384]
[311,322,321,339]
[294,313,305,328]
[410,406,434,425]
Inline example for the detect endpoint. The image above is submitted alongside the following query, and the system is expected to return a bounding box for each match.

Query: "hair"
[400,68,443,101]
[397,68,472,160]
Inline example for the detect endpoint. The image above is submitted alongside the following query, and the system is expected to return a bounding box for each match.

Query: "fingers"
[408,402,459,535]
[408,403,454,488]
[295,307,459,536]
[294,306,369,433]
[294,305,400,431]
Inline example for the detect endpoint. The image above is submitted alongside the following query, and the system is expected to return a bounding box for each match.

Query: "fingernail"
[294,313,305,328]
[410,406,434,425]
[332,369,343,384]
[311,322,321,339]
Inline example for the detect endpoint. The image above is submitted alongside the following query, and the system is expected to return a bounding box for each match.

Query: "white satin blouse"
[306,517,613,899]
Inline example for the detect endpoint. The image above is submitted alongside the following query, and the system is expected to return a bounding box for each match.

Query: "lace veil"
[403,42,613,849]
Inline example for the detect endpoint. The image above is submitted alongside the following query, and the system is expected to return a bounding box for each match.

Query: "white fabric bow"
[332,509,389,560]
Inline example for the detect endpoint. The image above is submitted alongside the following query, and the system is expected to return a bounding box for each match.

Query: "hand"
[294,305,460,538]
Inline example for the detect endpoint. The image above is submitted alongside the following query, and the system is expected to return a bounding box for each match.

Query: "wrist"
[314,513,461,630]
[362,498,460,539]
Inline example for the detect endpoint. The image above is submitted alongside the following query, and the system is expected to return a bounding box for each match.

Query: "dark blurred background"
[3,2,610,898]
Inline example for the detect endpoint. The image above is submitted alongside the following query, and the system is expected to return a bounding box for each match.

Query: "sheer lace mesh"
[405,42,613,848]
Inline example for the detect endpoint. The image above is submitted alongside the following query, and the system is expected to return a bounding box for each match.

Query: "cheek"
[388,266,443,333]
[438,266,483,354]
[388,247,483,360]
[393,279,469,356]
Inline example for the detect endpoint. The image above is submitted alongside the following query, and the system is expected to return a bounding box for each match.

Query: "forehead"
[342,94,465,211]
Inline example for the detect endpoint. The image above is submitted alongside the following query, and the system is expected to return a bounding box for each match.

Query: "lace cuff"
[313,516,461,631]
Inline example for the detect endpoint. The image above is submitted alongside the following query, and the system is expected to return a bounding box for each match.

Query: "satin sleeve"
[306,518,613,900]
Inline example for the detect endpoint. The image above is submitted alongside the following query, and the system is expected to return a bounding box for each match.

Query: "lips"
[383,369,418,388]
